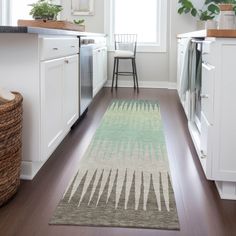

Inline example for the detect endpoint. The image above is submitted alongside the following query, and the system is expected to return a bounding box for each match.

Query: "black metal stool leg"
[111,58,116,91]
[132,58,136,89]
[133,58,139,91]
[115,58,119,88]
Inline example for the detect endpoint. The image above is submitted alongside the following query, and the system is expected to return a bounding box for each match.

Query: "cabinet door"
[102,47,108,84]
[93,48,100,97]
[201,62,215,125]
[93,47,107,97]
[177,40,184,96]
[63,55,79,130]
[41,58,64,161]
[212,43,236,181]
[200,112,213,179]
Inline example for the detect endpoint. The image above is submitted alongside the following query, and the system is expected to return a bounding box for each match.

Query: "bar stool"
[111,34,139,91]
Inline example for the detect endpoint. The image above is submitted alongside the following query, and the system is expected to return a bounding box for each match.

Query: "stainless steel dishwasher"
[79,37,94,115]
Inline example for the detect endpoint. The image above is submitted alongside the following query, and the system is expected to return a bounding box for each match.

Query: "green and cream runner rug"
[50,100,179,230]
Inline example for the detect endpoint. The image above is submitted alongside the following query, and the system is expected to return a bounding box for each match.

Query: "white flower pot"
[196,20,206,30]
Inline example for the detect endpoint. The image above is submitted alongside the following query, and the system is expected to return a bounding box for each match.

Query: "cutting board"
[18,20,85,32]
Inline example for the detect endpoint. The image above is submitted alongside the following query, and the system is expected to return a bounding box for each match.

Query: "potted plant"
[29,0,63,21]
[208,0,236,28]
[178,0,220,29]
[73,19,85,25]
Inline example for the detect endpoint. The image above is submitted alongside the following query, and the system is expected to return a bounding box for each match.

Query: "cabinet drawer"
[40,37,79,61]
[201,62,215,125]
[202,40,215,64]
[200,112,211,176]
[201,113,209,156]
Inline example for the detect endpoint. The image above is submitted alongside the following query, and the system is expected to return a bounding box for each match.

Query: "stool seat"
[114,50,134,58]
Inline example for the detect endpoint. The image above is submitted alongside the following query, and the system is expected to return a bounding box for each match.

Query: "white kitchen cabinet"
[40,37,79,167]
[63,55,79,130]
[0,34,79,179]
[40,55,79,161]
[177,35,236,200]
[93,46,107,97]
[41,58,64,161]
[203,39,236,200]
[212,41,236,181]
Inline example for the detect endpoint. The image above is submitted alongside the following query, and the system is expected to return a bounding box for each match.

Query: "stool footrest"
[115,72,134,76]
[111,57,139,91]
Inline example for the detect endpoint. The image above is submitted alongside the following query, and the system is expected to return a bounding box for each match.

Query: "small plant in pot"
[73,19,85,25]
[178,0,220,29]
[207,0,236,28]
[29,0,63,21]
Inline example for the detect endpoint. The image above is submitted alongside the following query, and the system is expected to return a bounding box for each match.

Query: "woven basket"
[0,92,23,206]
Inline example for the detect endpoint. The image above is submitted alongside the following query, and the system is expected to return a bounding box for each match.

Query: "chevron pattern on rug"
[50,100,179,230]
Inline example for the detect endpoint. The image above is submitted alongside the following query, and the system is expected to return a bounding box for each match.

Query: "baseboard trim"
[215,181,236,200]
[105,80,177,90]
[20,161,44,180]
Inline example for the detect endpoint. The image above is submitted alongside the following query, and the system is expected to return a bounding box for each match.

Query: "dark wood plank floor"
[0,88,236,236]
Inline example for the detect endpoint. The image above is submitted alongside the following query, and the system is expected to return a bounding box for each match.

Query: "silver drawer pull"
[71,45,75,48]
[53,47,59,50]
[202,62,215,70]
[64,60,69,64]
[200,150,207,159]
[201,94,209,99]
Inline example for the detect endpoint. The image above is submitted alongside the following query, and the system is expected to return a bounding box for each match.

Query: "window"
[0,0,8,25]
[0,0,36,26]
[9,0,36,26]
[104,0,167,52]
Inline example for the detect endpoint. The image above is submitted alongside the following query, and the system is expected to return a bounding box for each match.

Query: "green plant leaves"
[178,0,195,15]
[199,10,215,20]
[73,19,85,25]
[191,8,198,17]
[178,7,185,14]
[208,3,220,13]
[29,0,63,20]
[178,0,223,20]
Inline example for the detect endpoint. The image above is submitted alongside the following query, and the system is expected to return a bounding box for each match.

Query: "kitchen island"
[177,30,236,200]
[0,27,106,180]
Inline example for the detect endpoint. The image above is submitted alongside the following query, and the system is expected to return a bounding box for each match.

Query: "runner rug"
[50,100,179,230]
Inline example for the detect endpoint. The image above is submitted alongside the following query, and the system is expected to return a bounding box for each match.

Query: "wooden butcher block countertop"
[178,29,236,38]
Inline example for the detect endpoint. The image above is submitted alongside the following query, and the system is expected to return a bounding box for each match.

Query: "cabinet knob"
[64,60,69,64]
[200,150,207,159]
[53,47,59,51]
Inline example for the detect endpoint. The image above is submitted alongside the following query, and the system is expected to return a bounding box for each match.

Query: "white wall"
[61,0,203,86]
[61,0,104,33]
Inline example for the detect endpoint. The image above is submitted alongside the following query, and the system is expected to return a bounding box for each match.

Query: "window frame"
[7,0,35,26]
[0,0,9,25]
[104,0,167,53]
